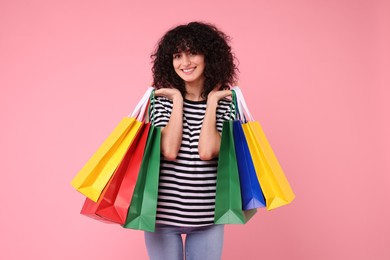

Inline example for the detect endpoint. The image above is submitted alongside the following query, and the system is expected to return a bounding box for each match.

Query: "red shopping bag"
[80,176,116,224]
[81,123,151,224]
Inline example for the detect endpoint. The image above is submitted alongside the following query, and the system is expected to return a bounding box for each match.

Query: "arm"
[155,88,183,161]
[198,89,232,160]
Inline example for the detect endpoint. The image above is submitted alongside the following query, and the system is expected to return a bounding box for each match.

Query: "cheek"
[172,59,179,69]
[172,61,181,76]
[198,60,206,71]
[197,58,205,69]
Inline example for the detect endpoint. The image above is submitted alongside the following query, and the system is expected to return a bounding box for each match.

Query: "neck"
[184,79,205,101]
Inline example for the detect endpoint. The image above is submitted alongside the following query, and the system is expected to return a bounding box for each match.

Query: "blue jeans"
[144,224,224,260]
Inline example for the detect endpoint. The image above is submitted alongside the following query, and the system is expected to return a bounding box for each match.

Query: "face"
[172,51,205,85]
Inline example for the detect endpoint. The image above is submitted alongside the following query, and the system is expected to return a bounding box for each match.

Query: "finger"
[222,90,232,97]
[216,90,232,99]
[154,89,165,96]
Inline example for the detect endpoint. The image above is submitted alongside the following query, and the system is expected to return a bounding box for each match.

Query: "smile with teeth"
[182,67,196,74]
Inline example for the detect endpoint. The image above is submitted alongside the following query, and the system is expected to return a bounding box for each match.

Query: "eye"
[173,53,181,59]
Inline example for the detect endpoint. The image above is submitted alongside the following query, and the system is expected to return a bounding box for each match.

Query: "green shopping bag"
[123,124,161,232]
[214,120,257,224]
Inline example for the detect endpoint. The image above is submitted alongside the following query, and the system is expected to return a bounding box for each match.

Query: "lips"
[181,67,196,74]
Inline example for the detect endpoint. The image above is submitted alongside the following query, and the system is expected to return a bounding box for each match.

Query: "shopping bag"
[95,123,151,224]
[80,123,151,224]
[71,87,153,202]
[214,120,257,224]
[231,90,265,210]
[80,176,118,224]
[233,87,295,210]
[123,124,161,232]
[233,120,266,210]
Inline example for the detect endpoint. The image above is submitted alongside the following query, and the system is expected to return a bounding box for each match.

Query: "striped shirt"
[150,96,234,227]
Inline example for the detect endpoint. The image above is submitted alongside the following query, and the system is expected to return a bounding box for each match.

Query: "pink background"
[1,0,389,259]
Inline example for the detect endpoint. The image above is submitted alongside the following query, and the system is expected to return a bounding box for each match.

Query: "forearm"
[198,98,221,160]
[160,96,183,161]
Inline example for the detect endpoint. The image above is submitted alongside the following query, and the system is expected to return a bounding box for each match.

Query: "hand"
[155,88,183,102]
[207,85,232,102]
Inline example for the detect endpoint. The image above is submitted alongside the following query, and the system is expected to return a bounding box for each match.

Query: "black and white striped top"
[151,96,234,227]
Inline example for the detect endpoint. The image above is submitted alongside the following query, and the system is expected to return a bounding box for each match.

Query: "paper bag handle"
[232,86,254,122]
[129,87,154,121]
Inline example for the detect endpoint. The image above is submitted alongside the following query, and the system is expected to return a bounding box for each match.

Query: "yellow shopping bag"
[242,122,295,210]
[233,87,295,210]
[71,87,153,202]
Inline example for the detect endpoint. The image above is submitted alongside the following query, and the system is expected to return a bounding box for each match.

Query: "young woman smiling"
[145,21,238,260]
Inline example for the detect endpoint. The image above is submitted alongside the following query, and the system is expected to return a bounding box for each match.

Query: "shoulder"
[216,97,235,120]
[217,97,235,111]
[154,96,173,105]
[153,96,173,111]
[218,97,233,106]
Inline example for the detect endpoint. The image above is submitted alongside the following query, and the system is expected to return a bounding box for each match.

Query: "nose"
[182,54,191,66]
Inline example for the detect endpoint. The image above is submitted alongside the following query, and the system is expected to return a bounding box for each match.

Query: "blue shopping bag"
[233,120,266,210]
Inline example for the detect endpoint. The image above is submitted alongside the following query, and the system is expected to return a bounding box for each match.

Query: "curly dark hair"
[151,21,238,98]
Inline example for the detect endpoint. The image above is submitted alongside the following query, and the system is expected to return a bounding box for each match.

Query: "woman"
[146,21,238,260]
